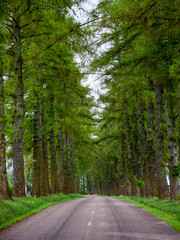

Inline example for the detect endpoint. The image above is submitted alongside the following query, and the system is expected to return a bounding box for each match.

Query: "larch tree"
[86,0,180,198]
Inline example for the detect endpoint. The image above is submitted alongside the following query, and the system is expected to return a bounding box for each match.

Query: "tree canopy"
[0,0,180,200]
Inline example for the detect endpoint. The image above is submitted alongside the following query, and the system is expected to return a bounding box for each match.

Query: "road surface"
[0,195,179,240]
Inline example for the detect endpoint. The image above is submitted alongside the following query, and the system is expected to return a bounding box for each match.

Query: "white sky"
[72,0,107,103]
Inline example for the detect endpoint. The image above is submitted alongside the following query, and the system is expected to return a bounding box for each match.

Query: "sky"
[71,0,109,114]
[71,0,103,101]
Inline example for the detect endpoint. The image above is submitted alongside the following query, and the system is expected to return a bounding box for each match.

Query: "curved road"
[0,195,179,240]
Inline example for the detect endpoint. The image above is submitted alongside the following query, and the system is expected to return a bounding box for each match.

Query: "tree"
[0,0,96,198]
[0,51,11,200]
[87,0,180,198]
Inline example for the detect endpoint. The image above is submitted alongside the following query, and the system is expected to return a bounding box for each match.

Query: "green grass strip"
[0,193,85,230]
[116,196,180,232]
[95,194,180,232]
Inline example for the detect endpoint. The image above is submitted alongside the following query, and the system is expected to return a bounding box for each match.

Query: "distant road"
[0,195,179,240]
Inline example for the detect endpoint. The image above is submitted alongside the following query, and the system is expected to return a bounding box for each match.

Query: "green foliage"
[0,0,96,198]
[86,0,180,198]
[172,164,180,177]
[134,177,144,189]
[0,0,180,201]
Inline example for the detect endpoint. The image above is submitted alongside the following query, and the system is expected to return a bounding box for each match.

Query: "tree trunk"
[121,133,130,195]
[42,107,50,194]
[82,176,86,194]
[131,111,140,196]
[146,88,158,196]
[178,49,180,161]
[32,89,44,197]
[70,136,76,193]
[64,131,71,193]
[50,94,58,193]
[165,89,179,199]
[179,80,180,161]
[74,176,79,193]
[58,124,64,192]
[138,99,148,196]
[124,113,136,195]
[13,14,25,197]
[87,174,92,194]
[155,79,169,198]
[0,58,11,200]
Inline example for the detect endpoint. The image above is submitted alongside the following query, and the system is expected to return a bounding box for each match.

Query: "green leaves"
[85,0,180,197]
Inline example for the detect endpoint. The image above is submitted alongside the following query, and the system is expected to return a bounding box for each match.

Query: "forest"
[0,0,180,201]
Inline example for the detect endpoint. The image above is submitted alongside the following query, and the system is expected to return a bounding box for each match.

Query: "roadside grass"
[95,194,180,231]
[0,193,84,230]
[116,195,180,232]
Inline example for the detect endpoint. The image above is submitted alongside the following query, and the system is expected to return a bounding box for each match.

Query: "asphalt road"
[0,195,179,240]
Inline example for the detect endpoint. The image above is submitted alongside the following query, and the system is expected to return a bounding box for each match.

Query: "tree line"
[87,0,180,200]
[0,0,95,200]
[0,0,180,201]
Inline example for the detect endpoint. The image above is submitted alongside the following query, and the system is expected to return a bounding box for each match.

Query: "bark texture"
[64,131,71,193]
[146,79,158,196]
[178,49,180,161]
[50,94,58,193]
[124,113,135,195]
[32,89,44,197]
[121,133,130,195]
[70,136,76,193]
[58,124,64,192]
[155,79,168,198]
[138,100,147,196]
[165,89,179,199]
[13,14,25,197]
[42,107,50,194]
[147,97,158,196]
[179,80,180,161]
[131,111,140,196]
[0,59,11,200]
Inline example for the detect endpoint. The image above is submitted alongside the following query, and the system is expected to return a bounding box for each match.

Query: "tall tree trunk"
[42,107,50,194]
[74,176,79,193]
[179,81,180,161]
[0,57,11,200]
[64,131,71,193]
[131,111,140,196]
[58,124,64,192]
[87,174,92,194]
[124,113,135,195]
[146,80,158,196]
[165,88,179,199]
[63,132,68,194]
[50,94,58,193]
[74,152,79,194]
[121,133,130,195]
[178,49,180,161]
[155,79,169,198]
[13,14,25,197]
[138,100,148,196]
[133,106,144,195]
[32,89,44,197]
[70,136,76,193]
[82,176,86,194]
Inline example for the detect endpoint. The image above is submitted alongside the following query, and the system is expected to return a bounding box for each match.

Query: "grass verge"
[0,193,84,230]
[115,195,180,232]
